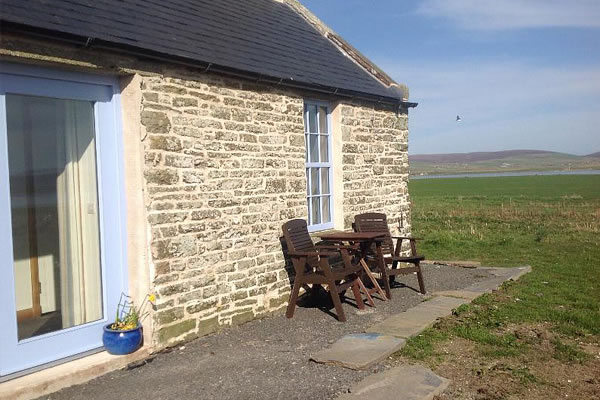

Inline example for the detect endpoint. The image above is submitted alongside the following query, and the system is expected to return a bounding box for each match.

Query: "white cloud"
[417,0,600,30]
[380,61,600,155]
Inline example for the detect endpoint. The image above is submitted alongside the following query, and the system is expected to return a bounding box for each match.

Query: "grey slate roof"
[0,0,403,102]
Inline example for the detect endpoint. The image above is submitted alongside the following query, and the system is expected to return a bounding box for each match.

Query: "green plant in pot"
[103,293,156,355]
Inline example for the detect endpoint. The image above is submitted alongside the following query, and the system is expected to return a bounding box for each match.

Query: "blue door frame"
[0,63,128,377]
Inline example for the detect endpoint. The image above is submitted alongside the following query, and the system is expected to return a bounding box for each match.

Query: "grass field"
[397,175,600,399]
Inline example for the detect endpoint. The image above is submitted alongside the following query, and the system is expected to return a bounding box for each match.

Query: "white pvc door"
[0,63,127,378]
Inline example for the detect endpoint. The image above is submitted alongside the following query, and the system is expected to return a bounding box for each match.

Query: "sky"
[300,0,600,155]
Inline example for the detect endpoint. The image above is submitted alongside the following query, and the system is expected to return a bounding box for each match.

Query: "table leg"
[359,258,387,301]
[351,280,366,310]
[356,276,375,307]
[375,241,392,299]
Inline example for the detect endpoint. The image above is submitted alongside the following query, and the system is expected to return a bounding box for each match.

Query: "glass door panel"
[0,64,126,378]
[6,94,103,341]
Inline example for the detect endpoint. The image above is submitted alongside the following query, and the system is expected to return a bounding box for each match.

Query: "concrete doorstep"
[0,348,152,400]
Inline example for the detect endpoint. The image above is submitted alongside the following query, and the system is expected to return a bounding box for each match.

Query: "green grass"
[400,175,600,363]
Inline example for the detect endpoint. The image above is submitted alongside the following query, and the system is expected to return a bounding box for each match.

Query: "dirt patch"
[581,342,600,358]
[393,323,600,400]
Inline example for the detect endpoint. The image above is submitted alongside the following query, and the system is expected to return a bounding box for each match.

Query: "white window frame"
[304,100,334,232]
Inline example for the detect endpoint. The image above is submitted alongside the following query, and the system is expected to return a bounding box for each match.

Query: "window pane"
[311,197,320,225]
[321,168,330,195]
[307,105,317,133]
[309,134,319,162]
[318,106,328,133]
[320,135,329,162]
[303,106,307,129]
[310,168,319,195]
[304,134,308,162]
[321,196,331,223]
[6,94,103,341]
[306,168,310,195]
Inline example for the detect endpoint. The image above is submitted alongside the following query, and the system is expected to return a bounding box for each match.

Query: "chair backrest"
[353,213,395,255]
[282,219,317,272]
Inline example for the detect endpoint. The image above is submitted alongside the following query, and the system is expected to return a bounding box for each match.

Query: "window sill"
[307,222,335,233]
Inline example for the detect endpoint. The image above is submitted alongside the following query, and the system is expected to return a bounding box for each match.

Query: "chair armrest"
[391,237,421,257]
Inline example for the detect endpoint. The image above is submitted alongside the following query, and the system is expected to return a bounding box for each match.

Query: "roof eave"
[1,21,416,108]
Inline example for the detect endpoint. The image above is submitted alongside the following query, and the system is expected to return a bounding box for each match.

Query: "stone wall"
[140,69,412,344]
[339,103,411,234]
[140,72,309,343]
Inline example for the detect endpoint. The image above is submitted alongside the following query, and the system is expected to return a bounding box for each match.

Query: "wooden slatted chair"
[354,213,426,298]
[282,219,373,322]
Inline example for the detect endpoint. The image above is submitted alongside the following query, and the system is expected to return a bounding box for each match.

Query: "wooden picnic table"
[317,231,388,301]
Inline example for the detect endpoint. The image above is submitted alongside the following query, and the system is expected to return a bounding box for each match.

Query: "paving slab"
[507,265,532,280]
[336,364,450,400]
[436,266,531,299]
[462,275,510,293]
[431,289,481,300]
[439,266,531,297]
[480,265,532,280]
[418,295,469,311]
[367,314,437,339]
[367,296,468,338]
[430,260,481,268]
[311,333,406,370]
[479,266,516,277]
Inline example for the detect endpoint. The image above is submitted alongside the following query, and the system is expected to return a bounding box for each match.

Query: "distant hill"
[410,150,556,164]
[409,150,600,176]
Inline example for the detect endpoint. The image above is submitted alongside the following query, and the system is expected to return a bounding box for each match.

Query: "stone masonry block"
[141,110,171,133]
[157,319,196,343]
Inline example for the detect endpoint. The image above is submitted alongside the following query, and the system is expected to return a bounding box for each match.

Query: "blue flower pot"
[102,323,143,355]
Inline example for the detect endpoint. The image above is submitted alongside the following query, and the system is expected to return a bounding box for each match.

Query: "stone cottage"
[0,0,416,392]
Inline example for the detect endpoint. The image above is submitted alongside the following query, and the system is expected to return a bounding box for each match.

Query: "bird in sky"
[456,115,462,122]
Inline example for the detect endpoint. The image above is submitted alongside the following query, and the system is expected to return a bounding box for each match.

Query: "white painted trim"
[304,100,334,230]
[0,62,121,86]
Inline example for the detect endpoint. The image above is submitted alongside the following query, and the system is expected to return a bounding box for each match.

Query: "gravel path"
[39,264,492,400]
